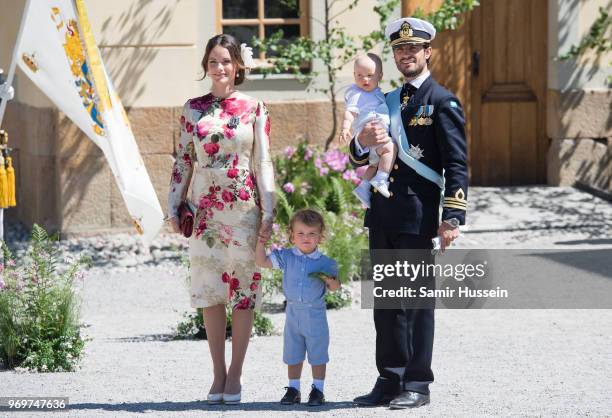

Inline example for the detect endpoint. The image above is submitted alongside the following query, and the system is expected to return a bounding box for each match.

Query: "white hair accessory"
[240,43,256,69]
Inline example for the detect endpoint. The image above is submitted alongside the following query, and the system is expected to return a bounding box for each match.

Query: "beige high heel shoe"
[222,391,241,405]
[206,392,223,405]
[222,379,242,405]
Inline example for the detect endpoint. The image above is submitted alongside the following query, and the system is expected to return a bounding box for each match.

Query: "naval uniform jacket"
[349,75,468,238]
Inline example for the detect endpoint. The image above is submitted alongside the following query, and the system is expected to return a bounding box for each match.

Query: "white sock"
[289,379,300,391]
[372,170,389,182]
[312,379,325,393]
[358,179,371,189]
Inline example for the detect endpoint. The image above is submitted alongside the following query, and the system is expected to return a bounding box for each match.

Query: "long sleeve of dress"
[252,101,276,223]
[167,102,195,217]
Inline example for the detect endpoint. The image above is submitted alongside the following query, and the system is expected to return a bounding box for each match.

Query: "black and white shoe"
[307,385,325,407]
[280,386,301,405]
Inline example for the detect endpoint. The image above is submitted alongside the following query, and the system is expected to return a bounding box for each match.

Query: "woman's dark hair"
[201,34,246,85]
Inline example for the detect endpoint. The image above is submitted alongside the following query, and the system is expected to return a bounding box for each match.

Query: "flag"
[15,0,163,245]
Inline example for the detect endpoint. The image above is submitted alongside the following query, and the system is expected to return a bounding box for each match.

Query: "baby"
[340,53,396,207]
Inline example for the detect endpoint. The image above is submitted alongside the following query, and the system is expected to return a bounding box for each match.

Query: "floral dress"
[168,93,275,310]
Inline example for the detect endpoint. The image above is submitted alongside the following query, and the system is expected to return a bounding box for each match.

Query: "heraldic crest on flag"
[13,0,163,244]
[51,7,105,136]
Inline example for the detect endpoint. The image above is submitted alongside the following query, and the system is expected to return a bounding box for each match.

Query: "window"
[216,0,309,66]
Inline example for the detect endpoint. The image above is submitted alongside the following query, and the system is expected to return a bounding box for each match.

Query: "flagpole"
[0,0,31,244]
[0,0,32,128]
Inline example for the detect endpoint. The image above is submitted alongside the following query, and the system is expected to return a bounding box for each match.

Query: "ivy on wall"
[559,6,611,86]
[559,7,611,60]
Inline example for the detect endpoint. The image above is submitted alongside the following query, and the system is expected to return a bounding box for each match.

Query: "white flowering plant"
[0,224,90,372]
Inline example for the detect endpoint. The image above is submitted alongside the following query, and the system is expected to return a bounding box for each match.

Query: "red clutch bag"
[177,201,194,238]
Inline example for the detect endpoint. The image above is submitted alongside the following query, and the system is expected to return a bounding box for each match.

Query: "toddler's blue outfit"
[270,247,338,366]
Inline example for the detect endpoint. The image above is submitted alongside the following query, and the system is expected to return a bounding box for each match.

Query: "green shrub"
[174,308,274,340]
[325,287,353,309]
[0,225,89,372]
[252,310,274,336]
[320,211,367,283]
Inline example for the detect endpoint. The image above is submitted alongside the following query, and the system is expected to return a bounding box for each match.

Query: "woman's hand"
[258,221,272,244]
[167,216,180,234]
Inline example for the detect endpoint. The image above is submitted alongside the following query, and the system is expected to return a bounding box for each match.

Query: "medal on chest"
[408,144,424,160]
[409,105,434,126]
[401,95,410,111]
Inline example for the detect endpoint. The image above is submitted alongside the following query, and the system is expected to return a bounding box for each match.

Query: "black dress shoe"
[353,377,400,406]
[280,387,301,405]
[307,385,325,407]
[389,391,430,409]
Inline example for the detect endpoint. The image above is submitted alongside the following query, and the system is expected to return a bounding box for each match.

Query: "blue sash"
[386,87,444,190]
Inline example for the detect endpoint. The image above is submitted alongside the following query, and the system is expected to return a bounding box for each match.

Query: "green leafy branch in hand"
[309,271,335,281]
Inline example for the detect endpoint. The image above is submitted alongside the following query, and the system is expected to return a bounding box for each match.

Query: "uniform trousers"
[369,228,435,395]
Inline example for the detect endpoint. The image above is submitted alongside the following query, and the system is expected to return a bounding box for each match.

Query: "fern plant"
[320,211,367,284]
[326,177,350,214]
[275,190,295,226]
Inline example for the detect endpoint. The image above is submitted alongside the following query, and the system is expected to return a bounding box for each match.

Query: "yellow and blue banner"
[15,0,163,244]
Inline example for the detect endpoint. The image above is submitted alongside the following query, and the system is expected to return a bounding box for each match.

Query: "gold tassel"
[6,156,15,207]
[0,155,7,208]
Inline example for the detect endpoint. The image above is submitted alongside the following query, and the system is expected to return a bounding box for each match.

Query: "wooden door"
[471,0,547,185]
[402,0,548,185]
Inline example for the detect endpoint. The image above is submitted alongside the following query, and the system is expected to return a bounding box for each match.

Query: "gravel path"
[2,187,612,417]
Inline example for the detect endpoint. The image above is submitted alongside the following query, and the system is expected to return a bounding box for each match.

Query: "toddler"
[255,209,340,407]
[340,53,397,206]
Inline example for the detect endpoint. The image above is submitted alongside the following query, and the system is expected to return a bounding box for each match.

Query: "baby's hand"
[339,128,351,145]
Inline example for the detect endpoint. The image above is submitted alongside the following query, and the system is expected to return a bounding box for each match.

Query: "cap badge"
[400,22,413,40]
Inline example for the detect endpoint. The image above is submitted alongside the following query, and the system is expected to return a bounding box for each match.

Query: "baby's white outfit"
[344,84,391,165]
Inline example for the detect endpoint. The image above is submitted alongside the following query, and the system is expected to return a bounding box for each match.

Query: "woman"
[167,34,275,404]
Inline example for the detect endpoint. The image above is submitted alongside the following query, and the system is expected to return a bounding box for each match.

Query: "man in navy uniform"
[350,17,468,409]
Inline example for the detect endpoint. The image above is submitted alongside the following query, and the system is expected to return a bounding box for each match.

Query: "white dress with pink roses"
[168,93,275,310]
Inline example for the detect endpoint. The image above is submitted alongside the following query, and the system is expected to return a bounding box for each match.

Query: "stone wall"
[546,0,612,193]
